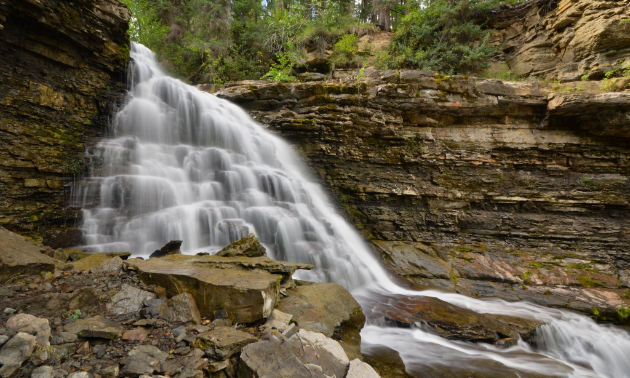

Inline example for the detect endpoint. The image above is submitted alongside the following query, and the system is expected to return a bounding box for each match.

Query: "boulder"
[128,254,311,323]
[139,298,169,320]
[129,345,168,365]
[197,327,258,360]
[215,234,266,258]
[96,364,119,378]
[90,256,123,274]
[149,240,183,258]
[107,284,156,315]
[262,310,294,333]
[0,332,37,377]
[296,329,349,378]
[0,227,56,282]
[122,353,160,377]
[72,253,130,272]
[12,287,100,318]
[31,365,54,378]
[347,359,381,378]
[64,315,125,339]
[238,339,316,378]
[166,293,202,324]
[6,314,51,344]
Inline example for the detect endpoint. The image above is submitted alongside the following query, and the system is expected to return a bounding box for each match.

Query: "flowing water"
[72,43,630,378]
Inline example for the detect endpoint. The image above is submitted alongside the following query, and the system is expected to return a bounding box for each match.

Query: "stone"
[346,359,381,378]
[3,308,16,315]
[122,327,151,341]
[197,327,258,360]
[72,254,126,273]
[129,345,168,365]
[0,335,8,346]
[0,332,37,377]
[297,329,350,378]
[262,310,294,333]
[128,254,311,323]
[89,256,123,274]
[67,372,91,378]
[0,227,56,282]
[42,228,82,249]
[299,72,327,82]
[31,365,54,378]
[238,340,314,378]
[6,314,51,344]
[133,319,168,327]
[122,354,160,377]
[139,299,168,320]
[149,240,183,258]
[97,365,119,378]
[64,315,124,339]
[166,293,202,324]
[107,284,156,315]
[215,234,266,258]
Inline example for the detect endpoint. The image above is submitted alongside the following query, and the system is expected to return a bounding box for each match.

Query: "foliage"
[262,52,298,82]
[618,306,630,320]
[483,61,520,81]
[67,309,81,322]
[388,0,501,74]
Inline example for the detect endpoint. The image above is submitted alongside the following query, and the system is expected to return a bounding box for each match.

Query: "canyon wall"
[216,72,630,317]
[0,0,130,246]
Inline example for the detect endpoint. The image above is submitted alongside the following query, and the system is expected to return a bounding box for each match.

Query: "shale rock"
[128,254,312,323]
[31,365,54,378]
[0,227,56,282]
[6,314,51,345]
[64,315,124,339]
[215,234,266,258]
[107,284,156,316]
[197,327,258,360]
[0,332,37,377]
[149,240,183,258]
[89,256,123,274]
[166,293,202,324]
[347,359,381,378]
[12,287,100,318]
[72,254,130,273]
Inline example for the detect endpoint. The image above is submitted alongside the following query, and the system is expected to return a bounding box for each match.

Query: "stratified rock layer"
[0,0,130,242]
[216,73,630,316]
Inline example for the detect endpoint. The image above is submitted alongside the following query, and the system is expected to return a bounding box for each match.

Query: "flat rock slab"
[198,327,258,360]
[129,255,311,323]
[71,253,130,272]
[64,315,124,339]
[0,227,56,282]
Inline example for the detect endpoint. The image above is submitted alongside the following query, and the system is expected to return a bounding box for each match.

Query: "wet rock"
[197,327,258,360]
[31,365,54,378]
[89,256,123,274]
[215,234,266,258]
[362,345,414,378]
[42,228,83,249]
[0,228,56,282]
[11,287,100,318]
[149,240,183,258]
[167,293,202,324]
[129,254,311,323]
[64,315,124,339]
[0,332,37,377]
[107,284,156,315]
[6,314,51,344]
[347,359,381,378]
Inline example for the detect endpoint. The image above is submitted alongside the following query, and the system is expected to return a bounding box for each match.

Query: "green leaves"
[262,52,297,82]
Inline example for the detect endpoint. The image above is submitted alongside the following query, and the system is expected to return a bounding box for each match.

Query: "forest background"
[120,0,527,85]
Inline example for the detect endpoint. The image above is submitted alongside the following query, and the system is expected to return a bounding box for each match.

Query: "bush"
[262,52,297,82]
[388,0,502,74]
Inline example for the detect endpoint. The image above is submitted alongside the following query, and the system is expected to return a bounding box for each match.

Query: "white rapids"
[72,43,630,378]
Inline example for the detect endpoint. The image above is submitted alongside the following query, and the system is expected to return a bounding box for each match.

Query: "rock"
[12,287,100,318]
[107,284,156,315]
[122,327,151,341]
[53,249,90,262]
[299,72,327,82]
[197,327,258,360]
[166,293,202,324]
[0,287,14,298]
[133,319,168,327]
[238,339,315,378]
[42,228,83,249]
[122,354,160,377]
[0,227,56,282]
[76,341,91,355]
[67,373,91,378]
[362,345,414,378]
[215,234,266,258]
[139,299,168,320]
[149,240,183,258]
[97,364,119,378]
[263,310,294,332]
[89,256,123,274]
[64,315,124,339]
[129,254,311,323]
[31,365,54,378]
[3,308,16,315]
[0,332,37,377]
[0,335,8,346]
[129,345,168,365]
[6,314,51,344]
[72,254,127,273]
[94,344,107,359]
[347,359,381,378]
[296,329,350,378]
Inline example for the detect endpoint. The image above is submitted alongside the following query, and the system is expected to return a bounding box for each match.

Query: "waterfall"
[73,43,630,378]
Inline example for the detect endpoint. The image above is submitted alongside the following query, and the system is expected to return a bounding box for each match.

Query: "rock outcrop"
[0,0,130,244]
[216,72,630,318]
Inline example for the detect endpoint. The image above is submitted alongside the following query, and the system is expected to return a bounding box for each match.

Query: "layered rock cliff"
[216,72,630,318]
[0,0,130,246]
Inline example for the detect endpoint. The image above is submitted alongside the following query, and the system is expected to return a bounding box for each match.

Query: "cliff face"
[487,0,630,81]
[0,0,130,246]
[216,72,630,317]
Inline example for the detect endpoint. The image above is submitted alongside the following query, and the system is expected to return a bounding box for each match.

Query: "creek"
[71,43,630,378]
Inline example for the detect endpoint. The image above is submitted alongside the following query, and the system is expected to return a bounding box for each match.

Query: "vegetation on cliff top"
[120,0,526,84]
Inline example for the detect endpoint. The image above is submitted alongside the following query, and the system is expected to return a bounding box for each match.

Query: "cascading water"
[72,43,630,378]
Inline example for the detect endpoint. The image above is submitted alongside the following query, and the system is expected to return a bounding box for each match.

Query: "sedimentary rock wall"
[216,72,630,316]
[487,0,630,80]
[0,0,130,244]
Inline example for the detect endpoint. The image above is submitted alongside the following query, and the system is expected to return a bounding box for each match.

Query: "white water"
[73,43,630,378]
